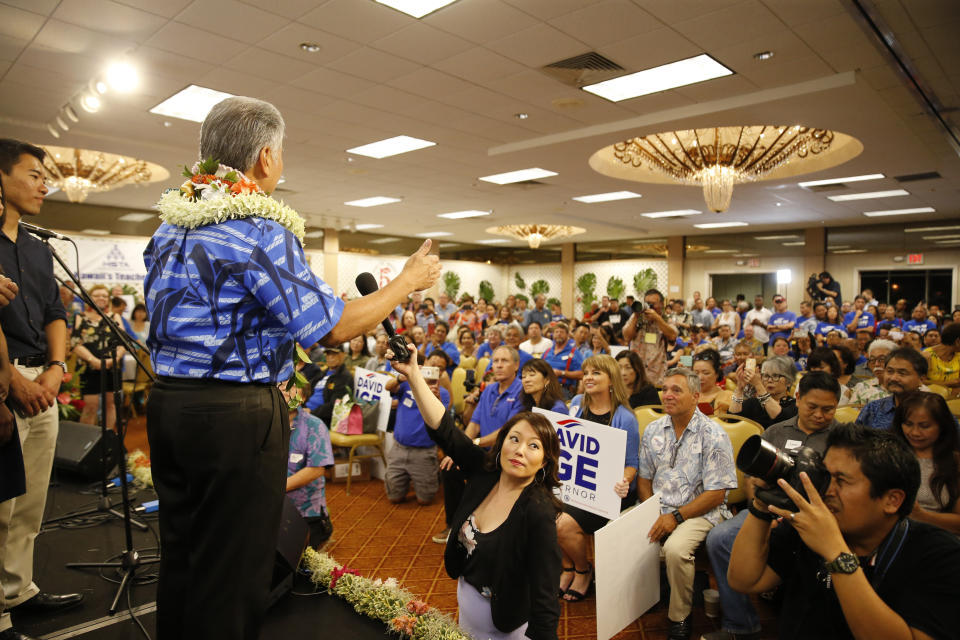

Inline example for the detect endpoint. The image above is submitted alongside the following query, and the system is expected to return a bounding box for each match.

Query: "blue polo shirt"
[394,382,450,448]
[768,311,797,343]
[473,377,524,437]
[904,319,937,335]
[859,395,960,432]
[542,338,584,388]
[844,310,875,332]
[476,342,495,360]
[424,340,460,373]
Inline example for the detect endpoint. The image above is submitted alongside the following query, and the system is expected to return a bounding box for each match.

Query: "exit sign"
[907,253,924,265]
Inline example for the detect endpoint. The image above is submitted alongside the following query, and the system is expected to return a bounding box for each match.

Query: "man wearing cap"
[766,295,796,345]
[305,345,354,427]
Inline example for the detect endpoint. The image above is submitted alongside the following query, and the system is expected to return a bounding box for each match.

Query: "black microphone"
[20,221,69,241]
[355,272,411,363]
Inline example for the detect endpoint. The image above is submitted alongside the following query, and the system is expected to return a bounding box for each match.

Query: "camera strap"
[868,517,909,590]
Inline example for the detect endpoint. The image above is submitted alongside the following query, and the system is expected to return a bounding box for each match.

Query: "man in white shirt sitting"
[518,321,552,358]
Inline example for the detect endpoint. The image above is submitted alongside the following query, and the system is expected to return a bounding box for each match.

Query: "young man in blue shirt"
[903,305,937,336]
[542,322,584,399]
[844,295,876,335]
[766,295,796,345]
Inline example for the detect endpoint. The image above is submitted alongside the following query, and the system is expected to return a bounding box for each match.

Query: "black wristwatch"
[748,499,775,522]
[824,552,859,575]
[46,360,67,375]
[672,510,684,525]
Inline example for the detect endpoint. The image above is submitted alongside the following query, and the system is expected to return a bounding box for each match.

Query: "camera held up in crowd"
[631,299,650,316]
[736,435,831,511]
[806,273,822,301]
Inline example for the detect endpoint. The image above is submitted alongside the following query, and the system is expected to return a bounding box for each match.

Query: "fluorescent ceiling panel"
[754,234,800,240]
[81,228,111,235]
[477,239,509,244]
[375,0,459,18]
[437,210,490,219]
[862,207,935,217]
[782,241,806,246]
[797,174,884,188]
[368,237,401,244]
[149,85,234,123]
[416,231,453,238]
[354,223,384,230]
[693,221,748,229]
[922,234,960,240]
[479,168,557,185]
[347,135,436,159]
[582,54,733,102]
[304,231,324,238]
[640,209,702,218]
[572,191,642,203]
[832,249,867,253]
[905,225,960,233]
[934,239,960,244]
[344,196,402,207]
[704,249,737,253]
[118,213,154,222]
[827,189,909,202]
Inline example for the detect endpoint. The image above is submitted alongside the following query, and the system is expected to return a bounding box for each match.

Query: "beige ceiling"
[1,0,959,253]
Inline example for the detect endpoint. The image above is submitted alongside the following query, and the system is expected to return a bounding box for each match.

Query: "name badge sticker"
[289,453,304,464]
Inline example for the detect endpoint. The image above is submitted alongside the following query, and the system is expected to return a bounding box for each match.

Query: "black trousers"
[441,467,466,528]
[147,378,289,640]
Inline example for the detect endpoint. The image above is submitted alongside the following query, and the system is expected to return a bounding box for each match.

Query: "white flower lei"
[156,162,306,242]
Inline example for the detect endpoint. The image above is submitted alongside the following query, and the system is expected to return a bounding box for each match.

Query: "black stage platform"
[14,474,388,640]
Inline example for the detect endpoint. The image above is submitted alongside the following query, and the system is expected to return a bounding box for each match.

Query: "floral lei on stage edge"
[155,157,306,242]
[301,547,471,640]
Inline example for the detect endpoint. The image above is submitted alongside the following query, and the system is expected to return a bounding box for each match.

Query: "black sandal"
[563,564,594,602]
[557,566,575,597]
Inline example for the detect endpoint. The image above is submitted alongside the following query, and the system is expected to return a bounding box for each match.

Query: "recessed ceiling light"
[640,209,702,218]
[79,93,101,113]
[437,210,490,219]
[416,231,453,238]
[572,191,642,203]
[374,0,459,18]
[105,61,138,93]
[354,223,384,230]
[479,168,557,185]
[582,54,733,102]
[782,241,806,246]
[922,234,960,240]
[46,124,60,139]
[344,196,402,207]
[704,249,738,253]
[827,189,909,201]
[369,237,401,244]
[862,207,935,217]
[304,230,325,238]
[299,42,321,52]
[733,253,759,257]
[934,239,960,244]
[347,135,436,159]
[797,173,884,188]
[905,224,960,233]
[118,212,155,223]
[477,239,509,244]
[693,221,748,229]
[515,113,529,120]
[149,85,234,123]
[81,228,111,235]
[753,50,775,61]
[827,245,851,250]
[754,234,800,240]
[832,249,868,253]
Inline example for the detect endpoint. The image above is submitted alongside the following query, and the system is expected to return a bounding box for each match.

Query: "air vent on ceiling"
[541,52,625,88]
[894,171,941,183]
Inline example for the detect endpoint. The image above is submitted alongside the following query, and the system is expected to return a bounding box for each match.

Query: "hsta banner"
[534,407,627,520]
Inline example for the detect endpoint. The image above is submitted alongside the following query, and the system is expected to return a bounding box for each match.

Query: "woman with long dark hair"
[519,359,567,413]
[891,391,960,534]
[389,343,563,640]
[615,350,659,407]
[691,349,730,415]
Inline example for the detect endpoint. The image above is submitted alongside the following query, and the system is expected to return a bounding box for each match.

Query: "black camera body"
[631,299,650,316]
[388,335,411,363]
[463,368,480,393]
[736,435,831,511]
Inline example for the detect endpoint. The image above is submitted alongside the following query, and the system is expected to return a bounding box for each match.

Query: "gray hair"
[868,339,898,355]
[485,325,505,339]
[761,356,797,385]
[504,323,524,337]
[492,344,519,364]
[200,96,285,172]
[664,367,701,393]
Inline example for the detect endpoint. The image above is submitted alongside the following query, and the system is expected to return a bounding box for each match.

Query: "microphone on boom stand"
[355,272,411,363]
[20,221,70,241]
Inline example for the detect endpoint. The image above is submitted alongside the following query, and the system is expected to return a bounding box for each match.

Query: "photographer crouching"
[728,422,960,639]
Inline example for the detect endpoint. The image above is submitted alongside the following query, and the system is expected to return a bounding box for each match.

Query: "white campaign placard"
[595,493,663,640]
[353,367,391,431]
[533,407,627,520]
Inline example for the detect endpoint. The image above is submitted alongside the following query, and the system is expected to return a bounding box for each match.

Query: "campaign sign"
[354,367,391,431]
[533,408,627,520]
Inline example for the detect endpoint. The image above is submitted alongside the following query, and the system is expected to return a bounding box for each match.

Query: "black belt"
[157,375,275,389]
[11,354,46,367]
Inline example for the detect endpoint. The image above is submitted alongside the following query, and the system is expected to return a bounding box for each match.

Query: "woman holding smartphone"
[388,343,563,640]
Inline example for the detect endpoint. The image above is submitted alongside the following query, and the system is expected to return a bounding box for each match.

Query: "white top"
[519,338,553,358]
[744,307,773,343]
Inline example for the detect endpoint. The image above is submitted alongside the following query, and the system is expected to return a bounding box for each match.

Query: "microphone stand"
[34,233,159,615]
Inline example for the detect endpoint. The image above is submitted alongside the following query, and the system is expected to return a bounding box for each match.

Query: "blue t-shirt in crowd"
[394,382,450,448]
[473,377,524,437]
[143,218,343,383]
[424,340,461,373]
[844,310,875,331]
[904,319,937,335]
[287,409,336,518]
[815,322,847,338]
[768,311,797,343]
[476,342,496,360]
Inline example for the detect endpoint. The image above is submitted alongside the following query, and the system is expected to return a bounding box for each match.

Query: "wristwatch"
[824,552,859,575]
[672,510,684,525]
[46,360,67,374]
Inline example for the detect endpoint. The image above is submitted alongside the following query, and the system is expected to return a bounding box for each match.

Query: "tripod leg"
[109,568,133,615]
[107,507,148,531]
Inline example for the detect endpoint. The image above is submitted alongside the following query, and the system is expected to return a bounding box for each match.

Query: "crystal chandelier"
[42,146,169,203]
[589,125,862,213]
[485,224,586,248]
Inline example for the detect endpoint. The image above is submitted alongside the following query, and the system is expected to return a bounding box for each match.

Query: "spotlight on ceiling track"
[79,92,101,113]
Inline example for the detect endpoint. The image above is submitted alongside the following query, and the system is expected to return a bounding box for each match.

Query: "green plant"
[576,273,597,309]
[633,268,658,295]
[530,279,550,298]
[478,280,494,303]
[514,272,526,291]
[443,271,460,299]
[607,275,626,301]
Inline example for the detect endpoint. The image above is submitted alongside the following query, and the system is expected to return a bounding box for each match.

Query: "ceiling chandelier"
[589,125,863,213]
[485,224,586,248]
[41,146,169,203]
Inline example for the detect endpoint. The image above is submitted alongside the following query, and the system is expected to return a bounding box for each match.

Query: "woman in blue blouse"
[519,359,568,414]
[556,354,640,601]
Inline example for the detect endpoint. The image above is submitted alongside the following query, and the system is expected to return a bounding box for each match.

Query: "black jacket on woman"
[428,409,561,640]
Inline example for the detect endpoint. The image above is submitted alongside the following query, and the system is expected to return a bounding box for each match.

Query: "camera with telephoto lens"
[736,435,831,511]
[631,299,650,316]
[806,273,821,301]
